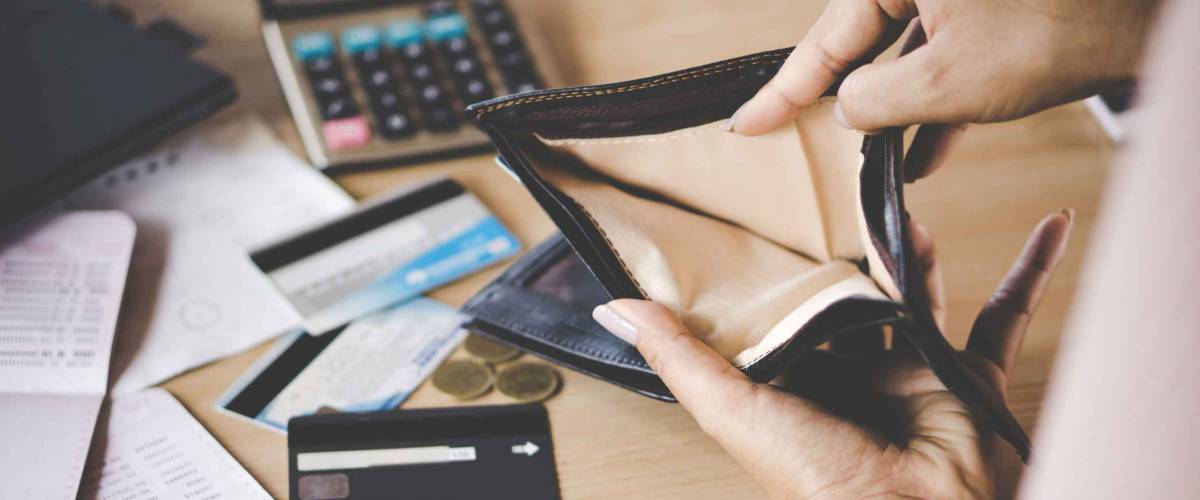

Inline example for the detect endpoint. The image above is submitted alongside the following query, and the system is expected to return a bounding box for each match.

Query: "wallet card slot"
[464,283,651,371]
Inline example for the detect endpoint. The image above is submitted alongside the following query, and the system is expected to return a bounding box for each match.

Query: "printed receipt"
[0,211,136,500]
[77,389,271,499]
[262,299,467,427]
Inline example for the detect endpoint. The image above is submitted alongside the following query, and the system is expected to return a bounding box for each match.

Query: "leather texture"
[464,48,1032,462]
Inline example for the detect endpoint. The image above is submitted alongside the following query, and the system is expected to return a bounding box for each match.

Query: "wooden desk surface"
[118,0,1114,497]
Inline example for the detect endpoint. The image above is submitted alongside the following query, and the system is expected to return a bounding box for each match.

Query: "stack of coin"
[429,333,561,403]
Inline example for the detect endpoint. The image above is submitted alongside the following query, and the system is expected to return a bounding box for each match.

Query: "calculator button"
[416,83,444,104]
[399,42,427,61]
[459,77,494,102]
[304,55,340,77]
[470,0,505,11]
[408,61,436,82]
[441,36,471,56]
[323,117,371,150]
[353,47,385,68]
[378,111,416,138]
[361,67,393,90]
[293,32,334,61]
[477,8,511,32]
[489,29,520,51]
[320,96,359,120]
[424,13,469,42]
[385,20,424,48]
[372,90,402,110]
[510,81,538,93]
[451,57,478,77]
[312,76,348,97]
[340,25,383,54]
[423,0,458,17]
[494,50,529,71]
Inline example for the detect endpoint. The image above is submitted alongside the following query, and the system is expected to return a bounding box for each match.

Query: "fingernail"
[1061,208,1075,224]
[832,102,851,129]
[721,102,747,133]
[593,304,639,345]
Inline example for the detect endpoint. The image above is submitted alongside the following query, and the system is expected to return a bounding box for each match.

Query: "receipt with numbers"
[0,211,136,500]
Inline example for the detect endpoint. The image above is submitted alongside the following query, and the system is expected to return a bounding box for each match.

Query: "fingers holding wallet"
[728,0,916,135]
[591,300,850,448]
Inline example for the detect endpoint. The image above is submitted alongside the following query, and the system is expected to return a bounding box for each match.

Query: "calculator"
[260,0,562,170]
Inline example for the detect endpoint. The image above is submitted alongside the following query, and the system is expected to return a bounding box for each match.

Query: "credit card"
[288,405,560,500]
[217,298,467,431]
[251,177,519,335]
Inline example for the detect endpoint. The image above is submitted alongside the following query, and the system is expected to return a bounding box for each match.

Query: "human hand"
[591,210,1073,499]
[730,0,1156,181]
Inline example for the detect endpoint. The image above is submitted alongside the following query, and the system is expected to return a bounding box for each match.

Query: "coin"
[464,334,521,363]
[431,359,493,400]
[496,362,560,402]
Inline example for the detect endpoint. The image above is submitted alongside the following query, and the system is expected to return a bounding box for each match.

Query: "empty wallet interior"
[519,98,903,367]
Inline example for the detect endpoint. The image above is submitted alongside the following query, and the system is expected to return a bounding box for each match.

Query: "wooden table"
[116,0,1115,497]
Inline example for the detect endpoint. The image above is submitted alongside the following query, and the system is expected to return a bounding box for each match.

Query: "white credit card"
[216,297,467,432]
[251,176,519,335]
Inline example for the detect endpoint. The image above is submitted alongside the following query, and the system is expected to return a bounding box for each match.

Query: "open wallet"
[461,48,1032,461]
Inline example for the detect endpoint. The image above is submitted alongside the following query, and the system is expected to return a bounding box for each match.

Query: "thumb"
[835,44,965,131]
[594,299,887,493]
[593,299,759,435]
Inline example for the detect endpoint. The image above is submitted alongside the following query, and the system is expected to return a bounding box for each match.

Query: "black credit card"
[288,405,560,500]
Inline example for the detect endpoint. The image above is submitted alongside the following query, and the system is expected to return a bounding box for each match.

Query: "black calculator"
[260,0,562,170]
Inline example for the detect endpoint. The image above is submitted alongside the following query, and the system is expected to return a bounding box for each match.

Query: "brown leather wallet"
[465,48,1031,462]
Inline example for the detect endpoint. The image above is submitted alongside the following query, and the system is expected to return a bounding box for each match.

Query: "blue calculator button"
[293,32,334,61]
[340,25,382,54]
[385,20,424,47]
[424,14,469,42]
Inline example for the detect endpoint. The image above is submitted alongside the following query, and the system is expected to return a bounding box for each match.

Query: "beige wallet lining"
[524,99,899,366]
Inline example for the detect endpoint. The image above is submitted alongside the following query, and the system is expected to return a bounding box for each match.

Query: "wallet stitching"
[570,200,650,298]
[474,54,788,116]
[484,312,648,368]
[534,122,722,145]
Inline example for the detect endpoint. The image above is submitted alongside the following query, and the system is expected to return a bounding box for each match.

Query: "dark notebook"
[0,0,236,222]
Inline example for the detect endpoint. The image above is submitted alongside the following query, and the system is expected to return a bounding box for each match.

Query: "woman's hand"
[592,211,1073,499]
[729,0,1156,180]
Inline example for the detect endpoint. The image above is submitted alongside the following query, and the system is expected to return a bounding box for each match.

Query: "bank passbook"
[289,405,560,500]
[252,177,519,334]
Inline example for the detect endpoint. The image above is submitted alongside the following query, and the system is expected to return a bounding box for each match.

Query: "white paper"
[77,389,271,500]
[0,211,136,500]
[61,115,355,394]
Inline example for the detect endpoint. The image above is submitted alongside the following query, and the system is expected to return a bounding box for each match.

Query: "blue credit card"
[251,177,520,335]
